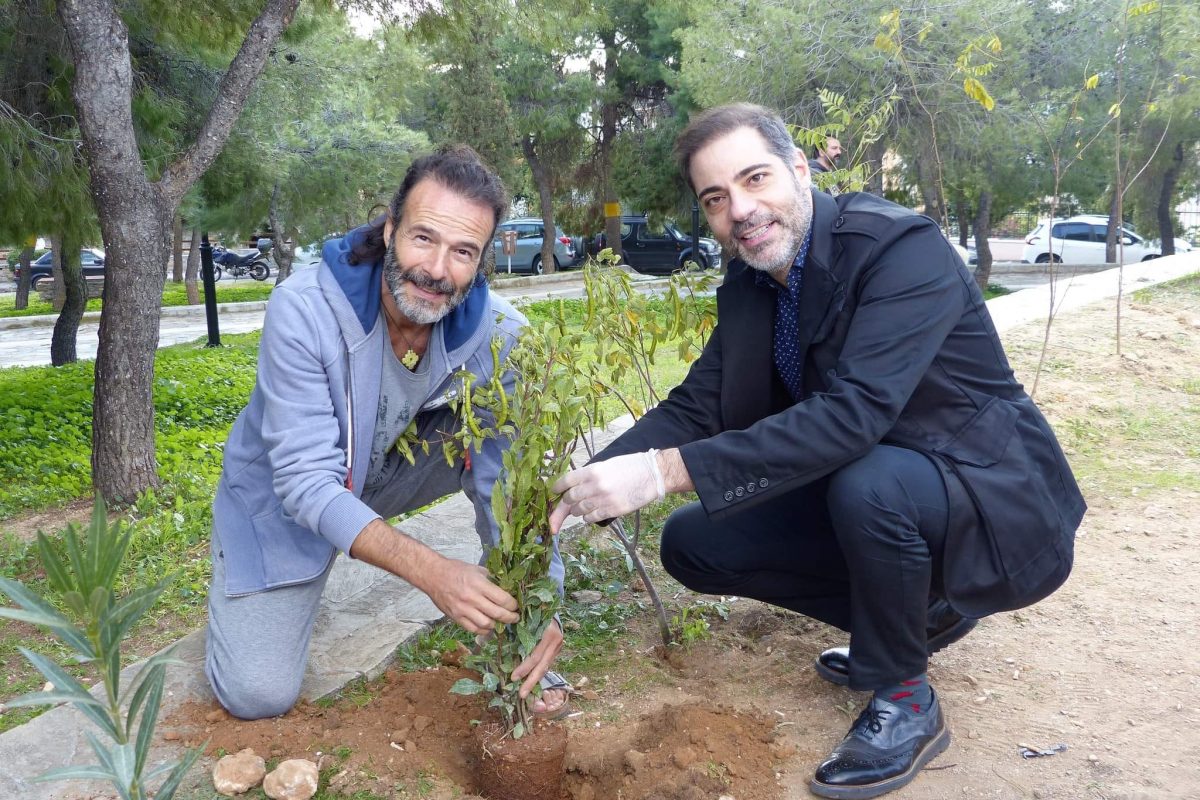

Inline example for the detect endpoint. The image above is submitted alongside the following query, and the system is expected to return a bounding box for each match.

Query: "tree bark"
[953,193,970,248]
[50,234,66,312]
[57,0,299,505]
[185,227,202,304]
[865,138,886,196]
[1156,141,1183,257]
[14,247,33,311]
[914,153,945,231]
[1105,192,1119,264]
[269,182,294,284]
[972,190,994,293]
[51,230,86,366]
[522,134,557,274]
[172,213,184,282]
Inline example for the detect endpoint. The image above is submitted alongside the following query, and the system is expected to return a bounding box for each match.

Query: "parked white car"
[1022,215,1193,264]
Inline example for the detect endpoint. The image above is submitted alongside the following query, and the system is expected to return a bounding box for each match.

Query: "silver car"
[492,218,577,274]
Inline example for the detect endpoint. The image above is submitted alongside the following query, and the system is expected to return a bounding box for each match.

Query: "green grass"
[0,280,275,318]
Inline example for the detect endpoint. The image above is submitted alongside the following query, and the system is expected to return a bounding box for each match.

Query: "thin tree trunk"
[865,138,886,196]
[185,227,202,304]
[269,182,294,284]
[972,190,994,293]
[954,194,970,248]
[1105,192,1120,264]
[50,234,66,311]
[172,213,184,282]
[1156,141,1182,256]
[522,134,557,275]
[14,247,33,310]
[52,230,87,365]
[914,153,945,231]
[600,33,622,260]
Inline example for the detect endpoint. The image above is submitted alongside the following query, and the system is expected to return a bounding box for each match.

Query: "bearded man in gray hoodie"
[205,145,568,720]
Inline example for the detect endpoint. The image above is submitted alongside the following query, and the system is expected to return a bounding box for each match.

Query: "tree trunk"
[51,230,87,366]
[914,153,945,231]
[172,213,184,282]
[600,33,622,260]
[954,193,970,248]
[185,227,202,304]
[14,247,33,310]
[50,234,66,311]
[1105,192,1119,264]
[1156,141,1183,257]
[269,182,294,284]
[522,134,557,275]
[57,0,298,504]
[972,190,994,293]
[865,138,886,196]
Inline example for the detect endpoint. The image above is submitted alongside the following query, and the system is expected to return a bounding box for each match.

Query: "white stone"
[212,748,266,796]
[263,758,319,800]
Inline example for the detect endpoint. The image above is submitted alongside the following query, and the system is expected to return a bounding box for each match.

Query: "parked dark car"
[13,248,106,290]
[591,215,722,274]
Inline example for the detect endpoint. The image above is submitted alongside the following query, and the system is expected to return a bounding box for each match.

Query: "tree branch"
[160,0,299,202]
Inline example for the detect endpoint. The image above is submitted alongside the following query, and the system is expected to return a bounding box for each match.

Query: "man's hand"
[511,619,565,706]
[349,519,517,635]
[549,449,670,531]
[423,559,519,635]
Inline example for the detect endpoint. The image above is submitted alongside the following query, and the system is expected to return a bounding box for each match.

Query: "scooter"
[211,239,272,281]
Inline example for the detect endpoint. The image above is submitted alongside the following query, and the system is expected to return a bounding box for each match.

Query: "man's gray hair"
[674,103,797,190]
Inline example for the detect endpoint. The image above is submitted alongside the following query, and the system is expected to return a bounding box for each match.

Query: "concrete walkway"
[0,254,1196,799]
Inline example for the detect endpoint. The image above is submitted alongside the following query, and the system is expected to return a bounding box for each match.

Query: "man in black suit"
[550,103,1084,800]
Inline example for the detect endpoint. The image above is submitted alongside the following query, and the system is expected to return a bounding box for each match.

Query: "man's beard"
[382,242,473,325]
[727,178,813,276]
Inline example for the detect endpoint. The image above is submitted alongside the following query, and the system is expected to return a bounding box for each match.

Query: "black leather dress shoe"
[809,690,950,799]
[814,599,976,687]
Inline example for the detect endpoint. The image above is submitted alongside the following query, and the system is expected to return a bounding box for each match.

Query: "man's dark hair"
[350,144,508,271]
[674,103,797,191]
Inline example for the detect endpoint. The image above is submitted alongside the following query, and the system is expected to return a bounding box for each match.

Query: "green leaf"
[482,672,500,692]
[449,678,486,696]
[513,721,526,739]
[35,532,74,595]
[84,733,135,800]
[33,764,116,783]
[133,667,164,776]
[19,648,119,739]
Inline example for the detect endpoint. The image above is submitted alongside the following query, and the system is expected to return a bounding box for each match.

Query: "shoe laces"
[853,701,892,737]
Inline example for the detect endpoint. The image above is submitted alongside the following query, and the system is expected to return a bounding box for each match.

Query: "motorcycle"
[211,240,272,281]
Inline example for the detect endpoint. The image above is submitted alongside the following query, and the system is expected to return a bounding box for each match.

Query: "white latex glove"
[550,449,666,527]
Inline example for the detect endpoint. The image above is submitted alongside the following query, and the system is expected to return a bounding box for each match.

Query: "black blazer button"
[759,478,768,488]
[724,491,734,502]
[834,215,845,228]
[746,482,756,493]
[735,487,745,497]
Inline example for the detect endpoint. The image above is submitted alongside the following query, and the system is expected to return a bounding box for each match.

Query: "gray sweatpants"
[204,409,488,720]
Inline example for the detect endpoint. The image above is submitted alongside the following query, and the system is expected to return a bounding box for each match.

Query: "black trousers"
[661,445,949,691]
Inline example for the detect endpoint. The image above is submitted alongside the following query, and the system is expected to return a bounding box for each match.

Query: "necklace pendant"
[401,348,419,369]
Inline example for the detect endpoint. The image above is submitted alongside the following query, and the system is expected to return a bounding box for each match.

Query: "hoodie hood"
[320,222,492,352]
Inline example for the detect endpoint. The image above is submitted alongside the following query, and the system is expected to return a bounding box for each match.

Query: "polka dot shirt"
[754,227,813,402]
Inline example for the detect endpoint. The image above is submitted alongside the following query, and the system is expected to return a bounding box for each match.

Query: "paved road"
[0,263,1089,370]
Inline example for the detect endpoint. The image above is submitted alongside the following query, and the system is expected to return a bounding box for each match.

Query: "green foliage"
[0,500,205,799]
[0,281,273,318]
[0,334,259,518]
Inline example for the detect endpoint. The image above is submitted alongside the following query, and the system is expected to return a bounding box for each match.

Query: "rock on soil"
[262,758,319,800]
[212,748,265,795]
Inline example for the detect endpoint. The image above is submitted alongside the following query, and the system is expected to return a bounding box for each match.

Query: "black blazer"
[599,191,1085,618]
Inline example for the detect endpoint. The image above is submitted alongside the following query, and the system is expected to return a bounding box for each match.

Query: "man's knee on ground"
[208,666,302,720]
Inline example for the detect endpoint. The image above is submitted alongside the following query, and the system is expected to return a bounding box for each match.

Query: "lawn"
[0,280,276,318]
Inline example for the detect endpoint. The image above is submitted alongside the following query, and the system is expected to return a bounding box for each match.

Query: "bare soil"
[24,280,1200,799]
